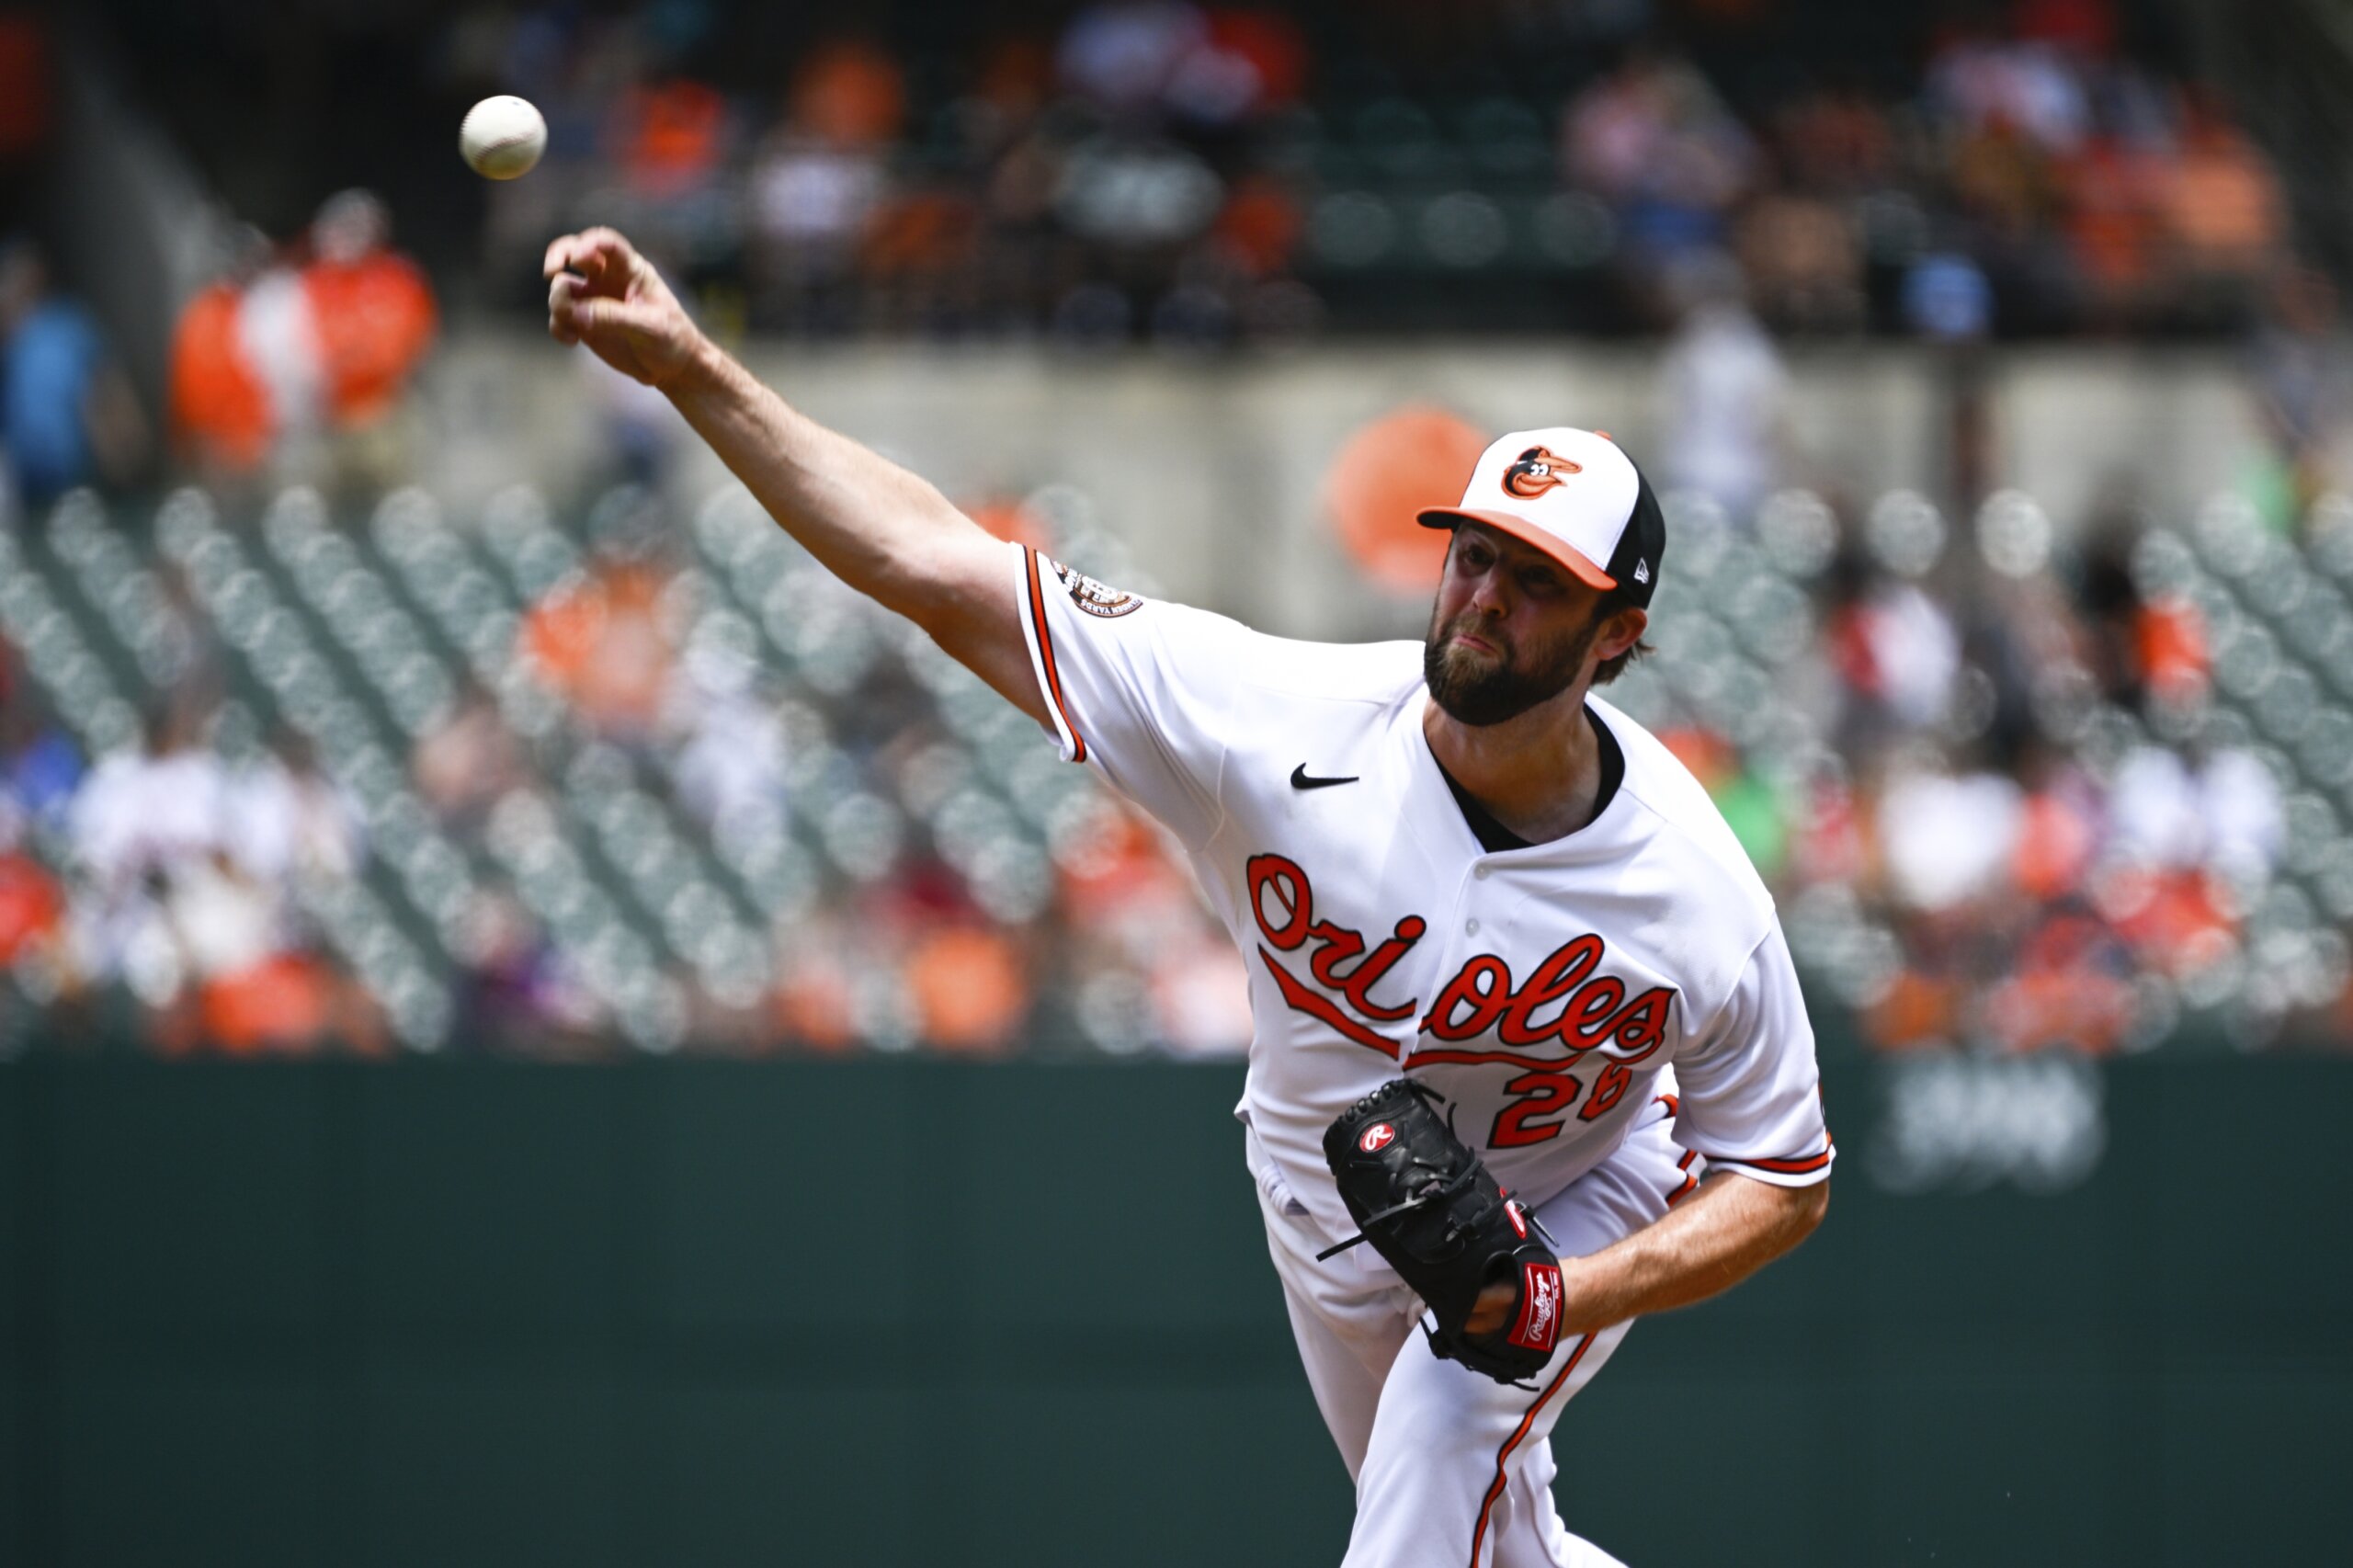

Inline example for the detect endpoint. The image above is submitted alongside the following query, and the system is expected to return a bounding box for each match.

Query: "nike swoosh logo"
[1290,765,1358,790]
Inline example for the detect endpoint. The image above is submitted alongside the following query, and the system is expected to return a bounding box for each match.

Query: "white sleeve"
[1010,541,1241,850]
[1670,925,1835,1187]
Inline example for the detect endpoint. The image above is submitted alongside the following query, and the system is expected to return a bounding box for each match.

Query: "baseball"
[459,96,546,180]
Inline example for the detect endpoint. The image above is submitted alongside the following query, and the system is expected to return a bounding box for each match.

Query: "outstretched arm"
[1471,1172,1828,1336]
[544,227,1046,727]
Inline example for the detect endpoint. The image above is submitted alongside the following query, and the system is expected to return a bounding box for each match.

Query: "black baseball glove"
[1319,1079,1568,1386]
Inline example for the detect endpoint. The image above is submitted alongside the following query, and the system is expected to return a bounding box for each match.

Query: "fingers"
[590,297,671,339]
[550,276,664,343]
[541,225,639,281]
[547,273,584,344]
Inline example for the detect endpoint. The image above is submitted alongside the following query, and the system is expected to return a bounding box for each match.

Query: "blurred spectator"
[1926,28,2091,153]
[0,241,148,506]
[69,703,228,904]
[1564,50,1756,262]
[168,228,275,480]
[907,921,1030,1052]
[748,42,903,317]
[0,642,82,833]
[303,191,438,483]
[2059,131,2165,326]
[2105,740,2279,888]
[2009,744,2101,903]
[415,686,532,833]
[0,796,63,973]
[771,913,862,1051]
[177,193,437,491]
[523,552,677,743]
[1981,908,2138,1053]
[1768,85,1896,196]
[1734,188,1865,334]
[1056,3,1205,120]
[0,659,66,979]
[2196,744,2284,886]
[1655,250,1790,518]
[1874,752,2025,913]
[51,696,375,1054]
[234,245,324,461]
[670,669,789,836]
[449,885,580,1058]
[2078,529,2208,712]
[2160,98,2285,306]
[1826,551,1962,743]
[617,75,732,197]
[224,731,363,888]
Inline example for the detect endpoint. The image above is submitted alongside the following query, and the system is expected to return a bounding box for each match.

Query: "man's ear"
[1595,606,1648,662]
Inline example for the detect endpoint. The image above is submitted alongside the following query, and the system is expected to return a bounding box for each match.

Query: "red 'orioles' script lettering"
[1496,936,1602,1046]
[1419,937,1675,1065]
[1245,853,1676,1068]
[1248,854,1427,1058]
[1424,955,1513,1042]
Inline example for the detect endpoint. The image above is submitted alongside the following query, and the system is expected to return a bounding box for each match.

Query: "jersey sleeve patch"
[1005,541,1236,849]
[1050,557,1144,618]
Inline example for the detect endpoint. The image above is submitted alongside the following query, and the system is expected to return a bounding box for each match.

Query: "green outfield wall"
[2,1052,2344,1568]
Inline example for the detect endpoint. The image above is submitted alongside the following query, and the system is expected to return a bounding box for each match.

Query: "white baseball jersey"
[1010,544,1833,1252]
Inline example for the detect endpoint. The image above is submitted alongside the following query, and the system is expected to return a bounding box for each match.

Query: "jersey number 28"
[1488,1062,1635,1148]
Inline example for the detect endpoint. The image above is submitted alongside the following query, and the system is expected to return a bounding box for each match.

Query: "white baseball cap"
[1416,426,1665,608]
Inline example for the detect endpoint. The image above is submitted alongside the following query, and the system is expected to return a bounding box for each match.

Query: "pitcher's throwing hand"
[544,227,699,388]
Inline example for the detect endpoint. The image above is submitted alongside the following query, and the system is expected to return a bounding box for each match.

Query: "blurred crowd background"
[4,0,2353,1062]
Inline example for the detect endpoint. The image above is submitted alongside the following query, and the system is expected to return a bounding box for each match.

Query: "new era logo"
[1632,560,1650,585]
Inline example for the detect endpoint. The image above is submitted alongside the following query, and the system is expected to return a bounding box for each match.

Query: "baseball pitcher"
[549,228,1832,1568]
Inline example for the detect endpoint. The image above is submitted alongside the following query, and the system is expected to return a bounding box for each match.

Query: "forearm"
[662,337,996,626]
[1558,1172,1826,1335]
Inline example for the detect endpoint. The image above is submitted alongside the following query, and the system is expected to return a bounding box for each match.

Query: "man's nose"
[1469,570,1511,618]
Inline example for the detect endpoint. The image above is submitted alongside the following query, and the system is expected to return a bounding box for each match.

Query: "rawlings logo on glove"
[1318,1078,1568,1386]
[1507,1262,1563,1353]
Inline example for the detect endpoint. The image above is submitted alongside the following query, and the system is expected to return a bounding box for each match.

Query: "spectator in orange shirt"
[301,190,436,483]
[521,558,676,743]
[167,227,274,478]
[0,835,61,967]
[907,921,1030,1053]
[2161,100,2284,298]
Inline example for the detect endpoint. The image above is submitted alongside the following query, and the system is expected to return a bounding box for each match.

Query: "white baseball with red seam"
[460,96,547,180]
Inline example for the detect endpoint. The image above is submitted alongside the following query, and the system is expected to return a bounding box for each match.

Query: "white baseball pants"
[1251,1096,1694,1568]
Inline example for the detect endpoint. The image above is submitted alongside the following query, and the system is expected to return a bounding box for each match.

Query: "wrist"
[1558,1253,1623,1335]
[659,330,728,399]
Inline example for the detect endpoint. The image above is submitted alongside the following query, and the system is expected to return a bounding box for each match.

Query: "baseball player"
[549,228,1832,1568]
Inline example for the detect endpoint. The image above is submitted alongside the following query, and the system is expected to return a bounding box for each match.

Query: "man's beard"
[1423,605,1600,727]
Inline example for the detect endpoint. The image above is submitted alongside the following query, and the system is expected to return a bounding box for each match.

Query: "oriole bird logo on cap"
[1501,446,1580,500]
